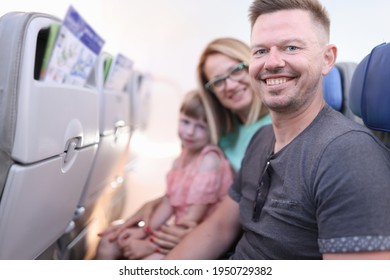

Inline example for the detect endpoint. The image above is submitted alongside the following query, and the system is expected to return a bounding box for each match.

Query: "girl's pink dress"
[166,144,234,224]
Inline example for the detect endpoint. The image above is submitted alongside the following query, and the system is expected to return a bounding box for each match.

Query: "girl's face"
[204,53,253,114]
[178,113,210,153]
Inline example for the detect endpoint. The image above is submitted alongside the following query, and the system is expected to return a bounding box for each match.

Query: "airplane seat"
[334,62,361,123]
[323,66,343,111]
[323,62,363,125]
[56,52,132,259]
[0,12,99,259]
[126,70,152,133]
[349,42,390,148]
[123,70,152,170]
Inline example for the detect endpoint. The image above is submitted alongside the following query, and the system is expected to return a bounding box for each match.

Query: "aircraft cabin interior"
[0,0,389,260]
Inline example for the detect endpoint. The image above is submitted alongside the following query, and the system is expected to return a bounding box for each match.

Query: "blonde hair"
[180,89,218,145]
[197,37,268,142]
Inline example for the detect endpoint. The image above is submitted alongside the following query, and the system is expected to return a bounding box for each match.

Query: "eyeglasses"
[205,62,248,93]
[252,161,271,222]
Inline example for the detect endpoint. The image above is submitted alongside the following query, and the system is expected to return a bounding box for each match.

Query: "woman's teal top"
[219,114,272,172]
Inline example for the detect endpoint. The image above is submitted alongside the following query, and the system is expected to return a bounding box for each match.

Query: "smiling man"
[165,0,390,260]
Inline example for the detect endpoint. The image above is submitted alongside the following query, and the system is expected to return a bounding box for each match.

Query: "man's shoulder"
[251,123,274,140]
[244,124,274,156]
[308,106,370,142]
[318,106,368,133]
[306,106,388,157]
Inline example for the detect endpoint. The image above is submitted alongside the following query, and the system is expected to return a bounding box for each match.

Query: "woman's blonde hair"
[197,37,268,143]
[180,89,218,145]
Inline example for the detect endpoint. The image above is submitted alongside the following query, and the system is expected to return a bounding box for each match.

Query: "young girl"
[96,89,233,260]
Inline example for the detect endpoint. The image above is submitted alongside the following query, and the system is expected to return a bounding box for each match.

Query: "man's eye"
[287,46,298,51]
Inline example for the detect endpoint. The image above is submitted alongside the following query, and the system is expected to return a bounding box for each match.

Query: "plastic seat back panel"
[0,12,100,259]
[0,145,97,259]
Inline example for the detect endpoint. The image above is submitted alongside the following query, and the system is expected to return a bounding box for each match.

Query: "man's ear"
[322,44,337,75]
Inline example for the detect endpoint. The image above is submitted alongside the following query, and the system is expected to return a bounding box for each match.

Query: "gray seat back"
[0,12,99,259]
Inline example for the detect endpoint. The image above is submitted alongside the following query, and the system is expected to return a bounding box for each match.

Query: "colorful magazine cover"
[42,6,105,86]
[104,53,134,91]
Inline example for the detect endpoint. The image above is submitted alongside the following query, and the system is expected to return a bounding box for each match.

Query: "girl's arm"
[176,150,222,225]
[148,196,174,230]
[150,150,226,251]
[177,204,209,225]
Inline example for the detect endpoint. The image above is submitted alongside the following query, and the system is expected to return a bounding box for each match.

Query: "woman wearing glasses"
[198,37,271,173]
[96,37,271,258]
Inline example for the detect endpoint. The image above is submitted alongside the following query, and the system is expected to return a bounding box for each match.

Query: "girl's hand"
[97,197,162,242]
[121,238,158,260]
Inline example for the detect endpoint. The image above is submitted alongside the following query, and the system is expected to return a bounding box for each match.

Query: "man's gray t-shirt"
[229,105,390,259]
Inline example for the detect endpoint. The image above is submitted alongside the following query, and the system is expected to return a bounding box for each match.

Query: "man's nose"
[264,48,285,70]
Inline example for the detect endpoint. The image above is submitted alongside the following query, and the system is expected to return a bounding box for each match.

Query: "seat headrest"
[349,42,390,132]
[323,66,343,111]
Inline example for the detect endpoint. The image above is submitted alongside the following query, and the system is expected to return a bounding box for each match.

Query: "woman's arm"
[149,205,208,254]
[150,221,197,252]
[164,195,241,260]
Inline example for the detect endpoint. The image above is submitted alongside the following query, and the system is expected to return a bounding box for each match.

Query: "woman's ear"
[322,44,337,75]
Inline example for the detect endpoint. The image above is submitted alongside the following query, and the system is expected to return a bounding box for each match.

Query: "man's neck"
[271,98,326,153]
